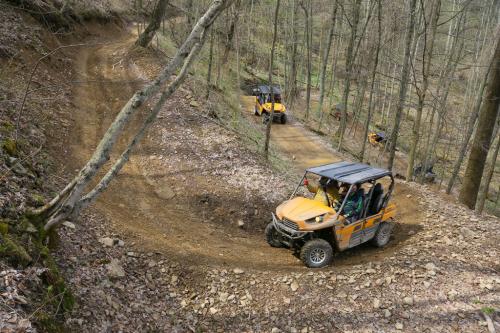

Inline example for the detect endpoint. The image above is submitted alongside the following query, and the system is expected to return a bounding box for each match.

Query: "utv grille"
[281,218,299,231]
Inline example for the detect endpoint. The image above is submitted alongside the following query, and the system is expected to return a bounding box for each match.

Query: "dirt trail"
[70,30,302,270]
[240,97,344,171]
[69,29,422,272]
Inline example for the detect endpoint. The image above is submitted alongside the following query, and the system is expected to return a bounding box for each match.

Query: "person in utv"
[303,176,340,207]
[337,183,363,223]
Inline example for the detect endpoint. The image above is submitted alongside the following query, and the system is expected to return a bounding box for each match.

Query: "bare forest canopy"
[168,0,499,214]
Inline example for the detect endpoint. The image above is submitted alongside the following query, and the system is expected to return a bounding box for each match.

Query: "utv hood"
[263,102,285,112]
[276,197,334,222]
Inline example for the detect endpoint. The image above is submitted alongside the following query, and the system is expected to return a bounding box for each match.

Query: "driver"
[337,184,363,223]
[303,176,340,207]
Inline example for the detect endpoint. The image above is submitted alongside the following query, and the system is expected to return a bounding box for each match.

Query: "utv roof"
[306,161,392,184]
[256,85,281,94]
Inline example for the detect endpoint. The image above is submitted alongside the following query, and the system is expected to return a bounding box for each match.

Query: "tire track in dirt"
[70,31,302,271]
[69,29,423,272]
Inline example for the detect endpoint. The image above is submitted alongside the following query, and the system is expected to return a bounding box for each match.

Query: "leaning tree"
[459,31,500,209]
[31,0,234,234]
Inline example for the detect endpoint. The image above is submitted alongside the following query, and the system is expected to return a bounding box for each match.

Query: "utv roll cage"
[290,161,395,221]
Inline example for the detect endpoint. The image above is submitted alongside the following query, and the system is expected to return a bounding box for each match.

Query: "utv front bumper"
[272,214,311,242]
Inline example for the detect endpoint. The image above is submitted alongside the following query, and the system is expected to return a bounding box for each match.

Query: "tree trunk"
[420,9,465,182]
[286,0,299,107]
[315,1,338,120]
[406,0,440,181]
[387,0,417,170]
[446,48,496,193]
[300,0,312,120]
[263,0,280,158]
[337,0,362,150]
[205,29,215,100]
[221,0,241,65]
[476,127,500,214]
[135,0,169,48]
[360,0,382,162]
[459,35,500,209]
[37,0,234,232]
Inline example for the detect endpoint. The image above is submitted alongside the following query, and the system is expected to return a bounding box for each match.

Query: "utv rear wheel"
[280,113,287,124]
[372,222,392,247]
[265,222,283,248]
[300,239,333,268]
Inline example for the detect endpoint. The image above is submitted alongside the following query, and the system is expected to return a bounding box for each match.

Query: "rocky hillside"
[0,1,499,333]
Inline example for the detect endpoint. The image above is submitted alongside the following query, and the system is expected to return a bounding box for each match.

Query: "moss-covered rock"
[2,138,18,156]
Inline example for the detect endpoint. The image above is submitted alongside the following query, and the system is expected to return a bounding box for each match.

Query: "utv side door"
[347,219,365,248]
[361,214,382,243]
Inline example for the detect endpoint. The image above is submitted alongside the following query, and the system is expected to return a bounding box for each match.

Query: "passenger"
[338,184,363,223]
[303,177,340,207]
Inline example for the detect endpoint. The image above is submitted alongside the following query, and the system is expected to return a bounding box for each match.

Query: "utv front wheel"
[372,222,392,247]
[280,113,287,124]
[265,222,283,248]
[300,239,333,268]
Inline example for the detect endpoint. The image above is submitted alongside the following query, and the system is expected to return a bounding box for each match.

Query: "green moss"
[481,306,495,315]
[39,245,75,313]
[30,193,46,207]
[35,313,65,333]
[0,234,32,266]
[0,121,15,134]
[0,222,8,235]
[2,138,18,156]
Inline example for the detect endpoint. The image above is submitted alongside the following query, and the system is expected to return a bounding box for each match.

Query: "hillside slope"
[61,27,499,333]
[0,4,498,333]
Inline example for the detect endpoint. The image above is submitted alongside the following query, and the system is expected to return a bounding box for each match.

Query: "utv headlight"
[305,215,325,224]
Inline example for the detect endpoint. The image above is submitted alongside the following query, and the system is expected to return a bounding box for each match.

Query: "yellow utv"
[252,85,287,124]
[265,162,397,268]
[368,132,387,147]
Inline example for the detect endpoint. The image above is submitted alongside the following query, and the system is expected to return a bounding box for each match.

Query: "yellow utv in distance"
[265,162,397,268]
[252,85,287,124]
[368,131,387,147]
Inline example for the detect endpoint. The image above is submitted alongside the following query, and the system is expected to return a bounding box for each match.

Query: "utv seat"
[367,183,384,216]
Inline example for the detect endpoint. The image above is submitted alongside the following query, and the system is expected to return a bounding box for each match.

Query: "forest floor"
[52,26,500,332]
[1,17,498,332]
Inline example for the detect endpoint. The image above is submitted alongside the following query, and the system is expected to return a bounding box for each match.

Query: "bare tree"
[135,0,169,47]
[263,0,281,158]
[360,0,382,162]
[406,0,440,180]
[446,48,496,193]
[459,33,500,209]
[300,0,312,120]
[285,0,300,107]
[221,0,242,65]
[387,0,417,170]
[337,0,362,150]
[206,29,215,100]
[476,126,500,214]
[33,0,234,232]
[316,1,338,121]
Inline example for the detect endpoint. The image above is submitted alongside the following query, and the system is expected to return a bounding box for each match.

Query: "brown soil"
[67,27,424,274]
